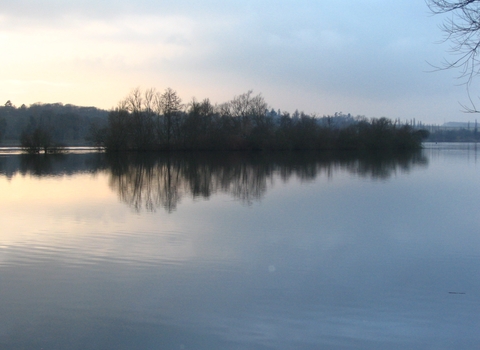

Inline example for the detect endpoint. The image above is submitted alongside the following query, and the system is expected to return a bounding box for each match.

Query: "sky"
[0,0,478,124]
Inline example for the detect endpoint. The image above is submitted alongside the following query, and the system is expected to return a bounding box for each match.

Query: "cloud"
[0,0,470,121]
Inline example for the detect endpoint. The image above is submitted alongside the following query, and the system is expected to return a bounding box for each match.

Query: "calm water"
[0,145,479,349]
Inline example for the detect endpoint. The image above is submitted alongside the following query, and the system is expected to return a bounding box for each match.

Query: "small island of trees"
[97,88,429,152]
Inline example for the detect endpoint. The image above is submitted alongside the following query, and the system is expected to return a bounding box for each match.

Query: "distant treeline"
[0,89,429,152]
[426,128,479,142]
[99,88,428,152]
[0,100,108,147]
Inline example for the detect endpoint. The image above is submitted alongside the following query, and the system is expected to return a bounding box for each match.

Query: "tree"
[86,121,107,149]
[157,88,182,149]
[427,1,480,110]
[20,126,53,153]
[122,87,156,150]
[105,108,131,151]
[184,98,215,149]
[0,116,6,143]
[229,91,269,140]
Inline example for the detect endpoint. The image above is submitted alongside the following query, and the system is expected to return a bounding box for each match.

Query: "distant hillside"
[442,121,478,129]
[425,121,479,142]
[0,101,108,146]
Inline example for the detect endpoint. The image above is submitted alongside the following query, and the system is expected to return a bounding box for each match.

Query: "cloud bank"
[0,0,470,123]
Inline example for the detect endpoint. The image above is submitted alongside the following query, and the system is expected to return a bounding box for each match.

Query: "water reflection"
[0,151,427,212]
[1,147,479,349]
[0,153,107,179]
[107,151,427,212]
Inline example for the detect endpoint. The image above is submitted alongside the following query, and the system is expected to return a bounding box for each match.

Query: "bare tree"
[106,88,158,150]
[427,0,480,111]
[230,90,268,135]
[158,88,182,149]
[124,87,143,114]
[143,87,156,115]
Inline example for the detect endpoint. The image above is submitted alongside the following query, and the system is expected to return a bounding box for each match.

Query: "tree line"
[0,89,429,152]
[0,100,108,150]
[99,88,428,152]
[427,128,479,142]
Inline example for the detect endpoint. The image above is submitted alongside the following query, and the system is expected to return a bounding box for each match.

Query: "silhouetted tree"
[184,98,216,149]
[20,126,52,153]
[229,90,268,138]
[105,108,130,151]
[158,88,182,149]
[86,122,108,148]
[427,1,480,80]
[0,116,6,143]
[427,0,480,111]
[122,88,156,150]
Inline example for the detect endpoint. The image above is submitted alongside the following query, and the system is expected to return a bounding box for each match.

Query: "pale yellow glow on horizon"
[0,14,197,109]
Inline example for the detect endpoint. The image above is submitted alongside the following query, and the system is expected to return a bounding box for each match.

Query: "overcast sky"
[0,0,477,123]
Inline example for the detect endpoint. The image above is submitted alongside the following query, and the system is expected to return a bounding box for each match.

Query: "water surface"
[0,146,479,349]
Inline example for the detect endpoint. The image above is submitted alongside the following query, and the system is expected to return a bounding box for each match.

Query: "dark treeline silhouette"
[102,88,428,152]
[427,128,479,142]
[0,90,429,152]
[0,151,427,212]
[0,100,108,150]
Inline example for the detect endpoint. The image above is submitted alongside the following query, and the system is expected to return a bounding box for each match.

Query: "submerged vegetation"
[101,88,428,152]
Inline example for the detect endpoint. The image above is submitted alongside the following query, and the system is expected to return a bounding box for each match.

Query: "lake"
[0,144,479,349]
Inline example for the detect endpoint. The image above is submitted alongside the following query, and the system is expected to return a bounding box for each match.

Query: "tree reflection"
[106,154,181,212]
[106,153,272,212]
[105,151,428,212]
[0,151,427,211]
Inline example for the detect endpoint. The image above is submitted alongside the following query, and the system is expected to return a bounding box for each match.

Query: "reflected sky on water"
[0,147,479,349]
